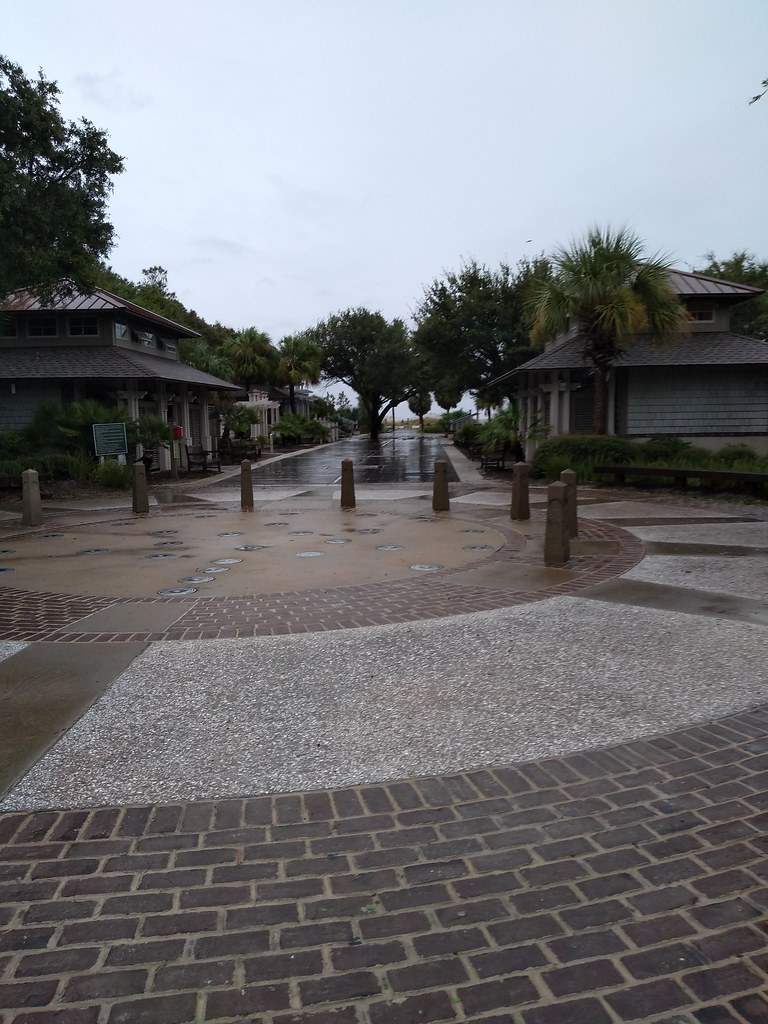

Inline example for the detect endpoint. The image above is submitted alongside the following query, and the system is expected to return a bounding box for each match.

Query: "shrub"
[531,435,635,478]
[93,460,132,489]
[273,413,328,444]
[455,421,483,447]
[0,431,24,458]
[715,443,759,467]
[632,436,692,461]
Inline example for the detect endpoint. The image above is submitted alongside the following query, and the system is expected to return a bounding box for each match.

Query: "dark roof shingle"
[515,332,768,373]
[0,346,241,390]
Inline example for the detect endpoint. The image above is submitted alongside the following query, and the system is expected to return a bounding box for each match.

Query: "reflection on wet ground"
[211,433,460,486]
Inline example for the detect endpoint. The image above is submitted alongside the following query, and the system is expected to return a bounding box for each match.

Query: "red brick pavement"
[0,518,643,644]
[1,705,767,1022]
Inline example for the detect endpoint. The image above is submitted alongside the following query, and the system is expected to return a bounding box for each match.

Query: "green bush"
[715,443,759,467]
[273,413,328,444]
[93,460,132,489]
[633,436,692,461]
[531,435,635,478]
[454,421,483,447]
[0,431,25,458]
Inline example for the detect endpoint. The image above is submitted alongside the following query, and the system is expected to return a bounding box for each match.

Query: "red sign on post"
[172,425,184,440]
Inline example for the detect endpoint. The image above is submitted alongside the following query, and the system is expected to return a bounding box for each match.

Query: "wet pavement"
[218,432,460,486]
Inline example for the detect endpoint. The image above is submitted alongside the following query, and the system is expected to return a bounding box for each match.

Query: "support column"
[156,383,171,471]
[548,371,560,436]
[561,371,572,435]
[179,385,192,471]
[607,371,616,436]
[200,392,212,451]
[525,380,537,462]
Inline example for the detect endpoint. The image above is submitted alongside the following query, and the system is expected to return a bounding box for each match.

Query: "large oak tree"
[0,55,124,299]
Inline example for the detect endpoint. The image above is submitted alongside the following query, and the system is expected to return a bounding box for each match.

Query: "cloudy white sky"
[7,1,768,413]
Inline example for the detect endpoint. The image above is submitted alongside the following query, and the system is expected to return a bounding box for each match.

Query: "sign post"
[92,423,129,465]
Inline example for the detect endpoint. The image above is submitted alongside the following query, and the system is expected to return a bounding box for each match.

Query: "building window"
[132,329,156,347]
[69,316,99,336]
[687,304,715,323]
[0,315,16,337]
[115,322,129,339]
[28,317,57,337]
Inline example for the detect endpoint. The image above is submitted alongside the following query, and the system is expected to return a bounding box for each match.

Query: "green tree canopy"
[413,258,549,405]
[0,55,124,299]
[697,251,768,338]
[276,333,322,413]
[408,389,432,430]
[311,308,416,440]
[433,380,463,413]
[530,226,687,434]
[223,328,278,390]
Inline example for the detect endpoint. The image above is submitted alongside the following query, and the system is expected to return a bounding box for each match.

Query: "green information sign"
[92,422,128,457]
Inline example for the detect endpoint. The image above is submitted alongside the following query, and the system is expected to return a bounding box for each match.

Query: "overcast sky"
[7,1,768,414]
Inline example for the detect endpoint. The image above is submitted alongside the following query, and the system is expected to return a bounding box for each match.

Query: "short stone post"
[340,459,356,509]
[21,469,42,527]
[510,462,530,521]
[132,462,149,515]
[544,481,570,567]
[560,468,578,538]
[241,459,254,512]
[432,460,450,512]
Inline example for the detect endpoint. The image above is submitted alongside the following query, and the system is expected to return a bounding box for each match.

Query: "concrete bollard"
[240,459,254,512]
[132,462,149,515]
[21,468,42,527]
[340,459,356,509]
[510,462,530,521]
[544,481,570,567]
[560,468,578,538]
[432,460,450,512]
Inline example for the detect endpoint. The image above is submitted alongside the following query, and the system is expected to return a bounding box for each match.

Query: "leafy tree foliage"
[276,334,322,412]
[311,308,416,440]
[697,251,768,338]
[433,380,463,414]
[413,258,549,404]
[0,55,124,299]
[530,227,687,434]
[96,265,236,360]
[223,327,278,390]
[408,389,432,430]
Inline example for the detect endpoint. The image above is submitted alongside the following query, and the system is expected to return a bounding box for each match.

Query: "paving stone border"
[0,703,767,1022]
[0,517,643,643]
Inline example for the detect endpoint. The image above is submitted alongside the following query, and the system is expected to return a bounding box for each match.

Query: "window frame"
[68,315,100,337]
[28,316,58,337]
[687,304,716,323]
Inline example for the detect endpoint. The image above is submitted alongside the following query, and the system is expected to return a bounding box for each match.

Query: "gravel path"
[4,595,768,809]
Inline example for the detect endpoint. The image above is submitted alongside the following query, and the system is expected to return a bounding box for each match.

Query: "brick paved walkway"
[1,705,767,1023]
[0,517,642,643]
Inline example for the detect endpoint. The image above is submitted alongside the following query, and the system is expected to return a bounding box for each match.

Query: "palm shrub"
[530,227,688,433]
[531,435,635,478]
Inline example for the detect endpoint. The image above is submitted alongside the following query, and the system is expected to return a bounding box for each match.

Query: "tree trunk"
[419,414,424,431]
[289,383,296,414]
[592,364,609,435]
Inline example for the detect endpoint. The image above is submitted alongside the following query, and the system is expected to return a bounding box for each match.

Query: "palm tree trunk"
[289,383,296,414]
[419,414,424,431]
[592,365,609,435]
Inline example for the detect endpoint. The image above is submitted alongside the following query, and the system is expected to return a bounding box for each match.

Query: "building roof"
[666,269,763,299]
[2,287,201,338]
[0,346,241,390]
[513,332,768,374]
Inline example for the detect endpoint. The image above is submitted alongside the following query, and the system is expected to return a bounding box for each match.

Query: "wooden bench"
[185,445,222,474]
[480,448,506,472]
[594,464,768,496]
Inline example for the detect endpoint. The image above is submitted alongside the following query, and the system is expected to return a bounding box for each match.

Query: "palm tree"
[276,333,322,413]
[408,390,431,431]
[530,226,687,434]
[224,328,277,390]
